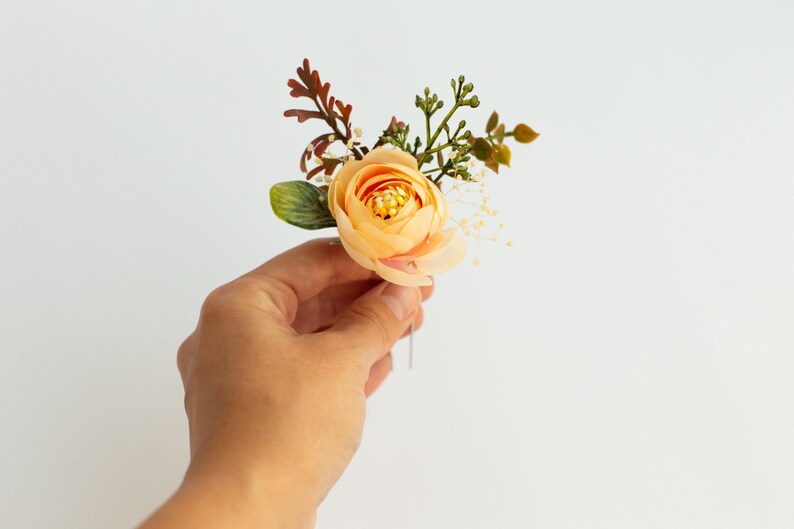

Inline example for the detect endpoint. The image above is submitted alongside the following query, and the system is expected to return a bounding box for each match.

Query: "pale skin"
[137,238,431,529]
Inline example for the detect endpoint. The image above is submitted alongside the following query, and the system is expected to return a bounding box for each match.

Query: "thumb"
[326,281,422,366]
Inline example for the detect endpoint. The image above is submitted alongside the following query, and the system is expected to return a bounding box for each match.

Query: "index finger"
[242,237,378,313]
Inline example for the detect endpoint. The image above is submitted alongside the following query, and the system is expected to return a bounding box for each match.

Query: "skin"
[137,238,432,529]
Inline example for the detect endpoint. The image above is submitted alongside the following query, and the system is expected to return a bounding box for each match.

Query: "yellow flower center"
[369,184,409,220]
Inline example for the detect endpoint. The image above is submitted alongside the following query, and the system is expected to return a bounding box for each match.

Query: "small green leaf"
[513,123,539,143]
[485,111,499,134]
[470,137,494,161]
[270,181,337,230]
[493,144,512,167]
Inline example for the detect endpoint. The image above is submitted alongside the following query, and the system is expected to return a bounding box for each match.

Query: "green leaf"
[513,123,539,143]
[493,143,512,167]
[485,111,499,134]
[270,181,337,230]
[470,137,494,161]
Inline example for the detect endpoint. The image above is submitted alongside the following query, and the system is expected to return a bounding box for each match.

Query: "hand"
[138,238,431,529]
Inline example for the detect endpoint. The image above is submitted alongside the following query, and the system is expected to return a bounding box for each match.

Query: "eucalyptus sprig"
[469,111,539,173]
[376,75,538,185]
[390,76,481,183]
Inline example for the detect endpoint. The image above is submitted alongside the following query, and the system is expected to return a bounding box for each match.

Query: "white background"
[2,1,793,528]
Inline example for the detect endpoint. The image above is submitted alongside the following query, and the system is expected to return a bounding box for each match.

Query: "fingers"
[321,282,422,367]
[241,238,378,317]
[293,279,434,335]
[364,353,392,396]
[419,281,434,303]
[401,306,424,338]
[291,279,380,334]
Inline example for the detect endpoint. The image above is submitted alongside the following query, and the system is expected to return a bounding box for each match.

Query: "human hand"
[138,238,430,529]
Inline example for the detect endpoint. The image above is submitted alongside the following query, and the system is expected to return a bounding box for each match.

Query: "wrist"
[181,444,319,529]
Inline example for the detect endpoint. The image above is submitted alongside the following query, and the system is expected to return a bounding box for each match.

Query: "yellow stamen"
[369,184,412,219]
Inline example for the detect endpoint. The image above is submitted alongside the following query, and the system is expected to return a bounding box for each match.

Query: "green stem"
[485,131,514,143]
[417,101,461,169]
[419,140,456,159]
[424,110,432,155]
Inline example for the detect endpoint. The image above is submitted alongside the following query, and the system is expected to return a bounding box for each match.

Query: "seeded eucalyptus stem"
[424,111,432,158]
[417,101,461,169]
[422,140,457,158]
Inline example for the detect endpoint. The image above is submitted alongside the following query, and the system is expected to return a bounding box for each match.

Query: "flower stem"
[311,96,364,159]
[417,102,461,169]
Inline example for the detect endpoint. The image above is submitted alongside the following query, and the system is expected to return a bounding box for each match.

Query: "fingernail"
[380,283,420,321]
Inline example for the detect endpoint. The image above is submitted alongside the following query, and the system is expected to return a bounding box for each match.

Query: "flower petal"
[361,148,419,171]
[374,259,433,287]
[340,237,377,272]
[413,232,467,275]
[335,206,378,258]
[357,222,415,255]
[398,205,435,245]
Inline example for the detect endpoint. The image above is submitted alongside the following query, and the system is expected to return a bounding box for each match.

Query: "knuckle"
[199,282,256,321]
[176,335,193,376]
[200,285,236,317]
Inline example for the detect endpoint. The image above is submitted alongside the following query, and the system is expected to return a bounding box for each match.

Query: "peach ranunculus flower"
[327,147,466,287]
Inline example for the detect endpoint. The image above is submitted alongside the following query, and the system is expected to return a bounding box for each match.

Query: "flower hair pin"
[270,58,539,287]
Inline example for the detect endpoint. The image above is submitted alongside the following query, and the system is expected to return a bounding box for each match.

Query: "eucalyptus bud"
[458,75,465,84]
[437,100,444,109]
[459,120,466,129]
[424,87,430,96]
[462,82,473,94]
[469,95,480,108]
[462,130,472,139]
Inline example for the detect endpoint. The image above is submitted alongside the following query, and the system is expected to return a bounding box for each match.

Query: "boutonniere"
[271,59,538,286]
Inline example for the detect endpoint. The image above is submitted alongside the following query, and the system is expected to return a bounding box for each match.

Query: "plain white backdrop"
[1,1,793,527]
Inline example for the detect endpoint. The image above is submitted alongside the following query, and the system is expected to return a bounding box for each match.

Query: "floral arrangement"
[270,59,538,287]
